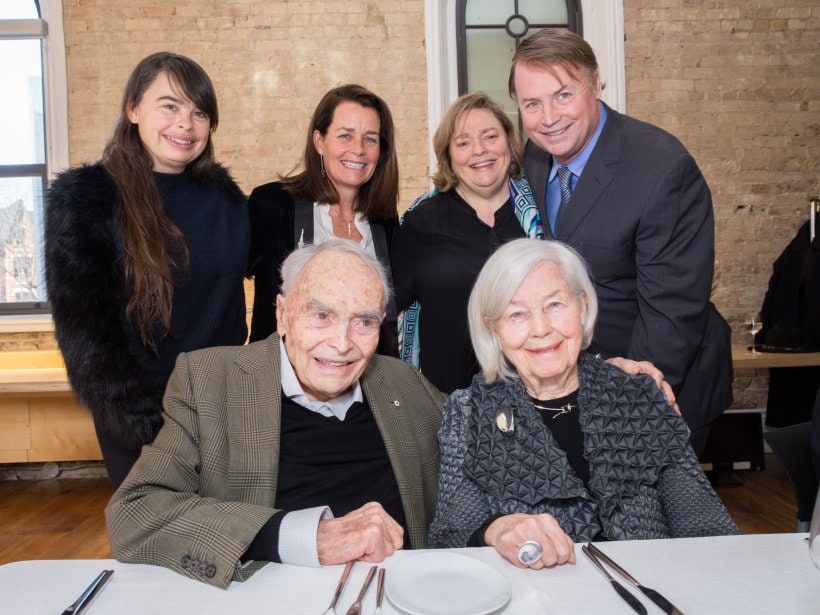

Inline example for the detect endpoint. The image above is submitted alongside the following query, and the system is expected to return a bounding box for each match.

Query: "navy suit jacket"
[524,104,732,432]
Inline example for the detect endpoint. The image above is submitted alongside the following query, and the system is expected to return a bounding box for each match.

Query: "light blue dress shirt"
[545,102,608,233]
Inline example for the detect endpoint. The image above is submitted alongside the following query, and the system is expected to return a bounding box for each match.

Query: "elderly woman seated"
[429,239,737,568]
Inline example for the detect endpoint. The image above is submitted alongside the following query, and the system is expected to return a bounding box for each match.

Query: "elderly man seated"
[105,239,445,588]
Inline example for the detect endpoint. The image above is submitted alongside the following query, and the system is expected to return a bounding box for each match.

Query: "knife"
[60,569,114,615]
[582,546,647,615]
[586,543,685,615]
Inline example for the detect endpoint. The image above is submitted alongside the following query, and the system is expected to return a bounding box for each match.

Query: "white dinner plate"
[385,552,511,615]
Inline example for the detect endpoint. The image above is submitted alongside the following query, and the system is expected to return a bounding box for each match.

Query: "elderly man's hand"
[606,357,680,415]
[317,501,404,565]
[484,513,576,569]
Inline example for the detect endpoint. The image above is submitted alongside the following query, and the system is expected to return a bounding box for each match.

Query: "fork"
[321,561,354,615]
[345,564,377,615]
[373,568,386,615]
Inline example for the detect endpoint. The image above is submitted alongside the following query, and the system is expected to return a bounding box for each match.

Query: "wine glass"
[745,315,763,354]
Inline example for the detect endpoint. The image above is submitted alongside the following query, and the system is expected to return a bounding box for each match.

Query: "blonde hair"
[431,92,522,192]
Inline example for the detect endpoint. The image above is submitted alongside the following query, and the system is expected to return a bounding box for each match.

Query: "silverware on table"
[344,564,377,615]
[322,561,355,615]
[374,568,385,615]
[586,542,685,615]
[60,569,114,615]
[582,546,647,615]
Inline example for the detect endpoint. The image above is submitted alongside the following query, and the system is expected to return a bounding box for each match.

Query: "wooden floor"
[0,453,800,565]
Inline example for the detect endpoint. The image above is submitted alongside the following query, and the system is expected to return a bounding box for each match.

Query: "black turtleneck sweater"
[126,171,249,383]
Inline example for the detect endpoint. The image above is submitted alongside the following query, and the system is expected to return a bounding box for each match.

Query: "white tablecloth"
[2,533,817,614]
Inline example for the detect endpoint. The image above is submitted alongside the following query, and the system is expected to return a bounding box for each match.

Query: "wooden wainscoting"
[0,351,101,463]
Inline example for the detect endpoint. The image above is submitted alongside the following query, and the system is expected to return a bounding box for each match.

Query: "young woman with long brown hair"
[45,52,249,487]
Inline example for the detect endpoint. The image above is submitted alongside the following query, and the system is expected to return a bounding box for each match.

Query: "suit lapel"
[361,361,427,546]
[524,140,552,237]
[555,110,621,239]
[225,337,282,506]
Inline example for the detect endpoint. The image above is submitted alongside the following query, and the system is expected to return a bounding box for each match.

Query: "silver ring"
[517,540,542,565]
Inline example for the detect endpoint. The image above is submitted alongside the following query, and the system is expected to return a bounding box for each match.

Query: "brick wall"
[6,2,818,408]
[61,0,430,204]
[623,0,819,407]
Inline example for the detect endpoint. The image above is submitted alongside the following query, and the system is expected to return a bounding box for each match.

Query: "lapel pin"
[392,400,401,407]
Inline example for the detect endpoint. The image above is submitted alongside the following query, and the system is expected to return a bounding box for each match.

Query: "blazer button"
[205,565,216,578]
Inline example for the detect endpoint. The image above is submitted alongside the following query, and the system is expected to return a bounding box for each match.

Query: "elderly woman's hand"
[605,357,680,415]
[483,513,576,569]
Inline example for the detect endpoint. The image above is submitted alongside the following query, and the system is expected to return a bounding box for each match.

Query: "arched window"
[0,0,67,319]
[457,1,582,127]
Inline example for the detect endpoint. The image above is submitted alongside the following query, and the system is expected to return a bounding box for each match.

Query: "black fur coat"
[45,163,245,449]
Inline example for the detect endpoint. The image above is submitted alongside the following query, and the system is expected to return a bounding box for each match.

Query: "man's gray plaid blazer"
[105,335,445,588]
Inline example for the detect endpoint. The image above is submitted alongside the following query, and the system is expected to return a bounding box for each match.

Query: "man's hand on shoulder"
[317,502,404,565]
[606,356,680,415]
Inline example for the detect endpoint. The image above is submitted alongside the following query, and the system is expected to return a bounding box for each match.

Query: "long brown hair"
[279,84,399,222]
[101,51,219,352]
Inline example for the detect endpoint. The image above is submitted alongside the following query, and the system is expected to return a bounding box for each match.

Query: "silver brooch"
[495,406,515,436]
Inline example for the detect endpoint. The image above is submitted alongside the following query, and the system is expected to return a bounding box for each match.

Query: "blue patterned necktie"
[549,165,573,233]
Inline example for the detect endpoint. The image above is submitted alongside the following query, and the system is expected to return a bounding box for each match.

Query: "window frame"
[0,0,67,329]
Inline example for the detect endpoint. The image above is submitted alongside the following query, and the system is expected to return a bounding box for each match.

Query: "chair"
[763,422,819,532]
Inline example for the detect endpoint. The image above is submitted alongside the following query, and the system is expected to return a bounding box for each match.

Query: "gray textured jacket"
[429,354,738,547]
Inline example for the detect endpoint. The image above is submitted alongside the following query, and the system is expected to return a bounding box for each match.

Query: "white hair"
[279,239,391,311]
[468,239,598,383]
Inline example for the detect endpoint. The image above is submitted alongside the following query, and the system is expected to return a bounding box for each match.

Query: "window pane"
[0,39,45,165]
[465,28,520,132]
[465,0,515,26]
[0,1,39,19]
[0,176,46,302]
[519,0,567,23]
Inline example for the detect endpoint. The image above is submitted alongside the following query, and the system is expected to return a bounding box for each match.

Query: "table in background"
[1,534,816,615]
[702,347,820,475]
[731,346,820,370]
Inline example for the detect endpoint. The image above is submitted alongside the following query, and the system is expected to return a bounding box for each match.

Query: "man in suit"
[105,239,445,588]
[510,30,732,453]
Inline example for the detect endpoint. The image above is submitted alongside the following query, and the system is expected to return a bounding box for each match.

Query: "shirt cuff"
[278,506,334,567]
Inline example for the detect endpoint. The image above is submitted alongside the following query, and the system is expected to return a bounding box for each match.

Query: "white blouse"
[312,202,376,259]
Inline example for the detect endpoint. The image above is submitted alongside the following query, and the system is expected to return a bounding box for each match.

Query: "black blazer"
[524,104,732,432]
[248,181,399,357]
